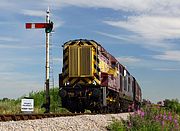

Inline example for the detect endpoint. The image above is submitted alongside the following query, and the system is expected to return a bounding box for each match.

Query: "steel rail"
[0,113,97,122]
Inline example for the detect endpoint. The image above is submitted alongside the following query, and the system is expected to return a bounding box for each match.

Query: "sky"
[0,0,180,103]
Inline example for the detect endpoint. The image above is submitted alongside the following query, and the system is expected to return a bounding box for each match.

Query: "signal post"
[25,8,53,113]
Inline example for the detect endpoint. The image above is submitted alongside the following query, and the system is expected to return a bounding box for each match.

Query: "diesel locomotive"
[59,39,142,113]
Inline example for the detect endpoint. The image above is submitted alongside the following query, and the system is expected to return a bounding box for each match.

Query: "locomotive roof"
[63,39,101,46]
[63,39,129,73]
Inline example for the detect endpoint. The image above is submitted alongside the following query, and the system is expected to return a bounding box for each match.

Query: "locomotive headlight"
[67,81,70,85]
[64,81,70,86]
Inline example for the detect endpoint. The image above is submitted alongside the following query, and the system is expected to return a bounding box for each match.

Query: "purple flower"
[137,109,141,115]
[168,115,172,121]
[158,114,163,121]
[161,120,165,127]
[163,112,166,120]
[174,119,178,125]
[140,111,145,117]
[174,120,179,129]
[155,115,159,121]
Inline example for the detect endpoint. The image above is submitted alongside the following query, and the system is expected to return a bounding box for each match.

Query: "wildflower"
[161,120,165,127]
[140,111,145,117]
[137,109,141,115]
[174,119,178,125]
[155,115,159,121]
[168,113,172,121]
[174,119,179,129]
[163,112,166,120]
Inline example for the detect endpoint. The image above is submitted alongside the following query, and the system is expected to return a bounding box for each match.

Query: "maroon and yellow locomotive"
[59,39,142,113]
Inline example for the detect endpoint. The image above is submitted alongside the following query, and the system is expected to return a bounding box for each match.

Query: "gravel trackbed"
[0,113,130,131]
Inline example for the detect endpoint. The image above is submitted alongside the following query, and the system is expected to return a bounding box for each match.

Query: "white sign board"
[21,99,34,112]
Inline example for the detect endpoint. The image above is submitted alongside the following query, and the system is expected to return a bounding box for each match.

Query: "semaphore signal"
[25,7,53,113]
[25,22,53,33]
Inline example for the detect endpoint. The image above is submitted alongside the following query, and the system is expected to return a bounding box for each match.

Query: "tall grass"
[0,99,21,114]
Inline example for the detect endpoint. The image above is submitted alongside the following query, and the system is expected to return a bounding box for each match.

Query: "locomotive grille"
[69,45,92,77]
[69,46,79,77]
[80,46,92,76]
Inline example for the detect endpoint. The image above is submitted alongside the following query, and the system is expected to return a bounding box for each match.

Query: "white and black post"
[45,7,50,113]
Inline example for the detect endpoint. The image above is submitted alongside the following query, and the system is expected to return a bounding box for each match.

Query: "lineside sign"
[21,99,34,112]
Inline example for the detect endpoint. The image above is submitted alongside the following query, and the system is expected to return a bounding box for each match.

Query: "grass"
[107,119,126,131]
[0,87,69,114]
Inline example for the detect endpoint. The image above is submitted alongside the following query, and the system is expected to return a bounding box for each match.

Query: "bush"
[164,99,180,114]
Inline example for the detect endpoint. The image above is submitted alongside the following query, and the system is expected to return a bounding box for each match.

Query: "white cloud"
[21,9,45,17]
[5,0,180,46]
[153,50,180,61]
[0,44,29,49]
[0,36,19,42]
[59,0,144,10]
[21,9,64,29]
[95,31,134,42]
[153,68,180,71]
[49,0,180,52]
[49,0,180,16]
[48,0,164,13]
[96,31,172,50]
[0,41,42,49]
[53,57,63,64]
[53,21,64,29]
[104,16,180,42]
[117,56,141,64]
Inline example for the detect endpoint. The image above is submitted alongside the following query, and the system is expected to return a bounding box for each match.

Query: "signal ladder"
[44,33,55,91]
[49,33,55,90]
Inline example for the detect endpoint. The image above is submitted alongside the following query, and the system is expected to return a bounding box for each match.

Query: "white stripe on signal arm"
[31,23,35,29]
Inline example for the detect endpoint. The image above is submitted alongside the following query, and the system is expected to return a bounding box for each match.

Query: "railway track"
[0,112,131,131]
[0,113,95,122]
